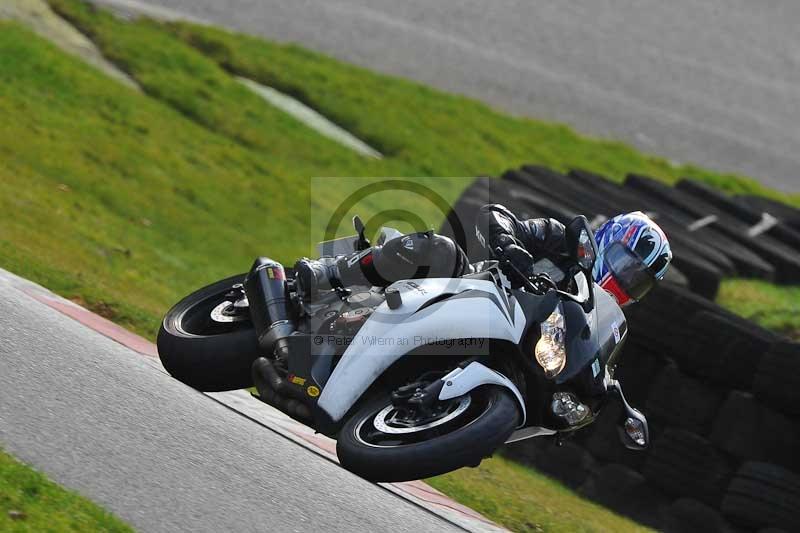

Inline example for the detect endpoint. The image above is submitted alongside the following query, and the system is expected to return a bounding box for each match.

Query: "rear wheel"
[336,386,519,482]
[157,274,262,391]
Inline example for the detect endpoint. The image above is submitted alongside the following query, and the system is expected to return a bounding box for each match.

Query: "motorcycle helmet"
[592,212,672,306]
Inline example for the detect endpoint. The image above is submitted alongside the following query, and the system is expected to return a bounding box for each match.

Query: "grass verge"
[718,279,800,340]
[0,448,132,532]
[427,456,651,533]
[0,1,798,529]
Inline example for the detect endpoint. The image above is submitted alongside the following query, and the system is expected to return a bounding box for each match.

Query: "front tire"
[336,387,520,482]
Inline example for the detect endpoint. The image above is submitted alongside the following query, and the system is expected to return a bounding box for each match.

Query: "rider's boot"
[294,232,469,299]
[294,253,374,300]
[294,258,334,299]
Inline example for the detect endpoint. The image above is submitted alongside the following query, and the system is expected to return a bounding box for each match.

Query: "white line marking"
[748,212,779,237]
[687,214,718,232]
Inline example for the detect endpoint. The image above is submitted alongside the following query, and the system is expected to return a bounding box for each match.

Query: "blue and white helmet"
[592,212,672,305]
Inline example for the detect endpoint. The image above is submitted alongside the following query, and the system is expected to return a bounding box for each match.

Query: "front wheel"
[336,386,520,482]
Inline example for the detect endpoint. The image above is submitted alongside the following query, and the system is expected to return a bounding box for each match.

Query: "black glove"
[501,244,534,276]
[493,234,534,283]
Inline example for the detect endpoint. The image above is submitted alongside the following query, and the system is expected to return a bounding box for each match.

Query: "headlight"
[534,305,566,379]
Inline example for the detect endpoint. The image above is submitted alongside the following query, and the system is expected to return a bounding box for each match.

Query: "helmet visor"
[603,241,656,301]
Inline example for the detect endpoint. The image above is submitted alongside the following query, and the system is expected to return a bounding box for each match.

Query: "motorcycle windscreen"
[603,242,656,301]
[317,234,359,257]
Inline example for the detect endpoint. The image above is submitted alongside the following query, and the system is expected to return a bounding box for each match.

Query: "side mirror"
[607,379,650,451]
[617,406,649,451]
[566,216,599,272]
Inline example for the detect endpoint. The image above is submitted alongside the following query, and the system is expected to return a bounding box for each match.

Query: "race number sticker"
[612,321,621,344]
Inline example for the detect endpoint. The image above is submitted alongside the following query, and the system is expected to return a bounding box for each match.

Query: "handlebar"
[495,247,595,311]
[494,247,557,295]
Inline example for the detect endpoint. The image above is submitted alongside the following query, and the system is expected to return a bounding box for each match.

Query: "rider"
[295,204,672,307]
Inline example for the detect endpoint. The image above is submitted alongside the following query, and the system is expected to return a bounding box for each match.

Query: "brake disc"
[210,299,249,323]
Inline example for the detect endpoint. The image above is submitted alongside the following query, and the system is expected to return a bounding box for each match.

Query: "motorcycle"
[157,215,650,482]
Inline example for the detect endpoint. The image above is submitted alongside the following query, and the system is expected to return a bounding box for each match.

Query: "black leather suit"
[296,204,566,295]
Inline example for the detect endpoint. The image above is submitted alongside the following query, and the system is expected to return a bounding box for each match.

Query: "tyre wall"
[440,168,800,532]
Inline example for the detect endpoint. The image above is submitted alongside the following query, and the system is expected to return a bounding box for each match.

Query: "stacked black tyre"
[735,195,800,232]
[722,462,800,531]
[643,429,732,506]
[624,174,800,284]
[753,342,800,417]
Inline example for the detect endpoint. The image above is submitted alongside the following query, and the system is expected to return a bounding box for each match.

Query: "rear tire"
[336,387,519,482]
[157,274,262,391]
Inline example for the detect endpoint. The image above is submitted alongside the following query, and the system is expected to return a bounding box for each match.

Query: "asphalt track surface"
[97,0,799,193]
[0,269,469,532]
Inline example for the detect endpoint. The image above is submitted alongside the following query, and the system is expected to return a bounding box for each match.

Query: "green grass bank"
[0,448,132,532]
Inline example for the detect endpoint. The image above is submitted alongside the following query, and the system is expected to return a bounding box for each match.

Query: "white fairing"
[317,278,525,422]
[439,362,526,426]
